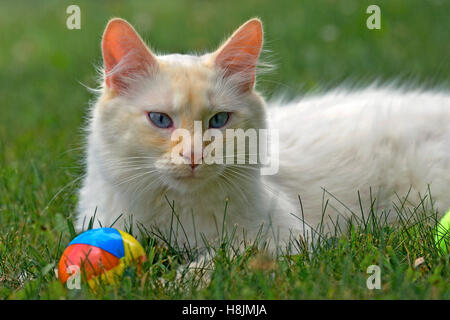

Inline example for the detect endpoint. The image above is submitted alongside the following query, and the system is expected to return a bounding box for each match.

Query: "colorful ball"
[435,209,450,255]
[58,228,146,288]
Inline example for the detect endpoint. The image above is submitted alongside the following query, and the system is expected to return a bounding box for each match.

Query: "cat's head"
[92,18,267,193]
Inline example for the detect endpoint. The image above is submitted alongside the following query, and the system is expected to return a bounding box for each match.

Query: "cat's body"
[76,18,450,255]
[267,87,450,229]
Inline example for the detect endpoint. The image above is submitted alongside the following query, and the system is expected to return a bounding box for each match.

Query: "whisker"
[113,169,159,188]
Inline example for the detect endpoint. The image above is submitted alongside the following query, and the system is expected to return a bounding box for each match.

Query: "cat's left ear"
[211,18,263,92]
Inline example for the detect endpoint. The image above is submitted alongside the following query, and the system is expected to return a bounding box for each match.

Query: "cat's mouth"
[168,164,223,186]
[173,174,198,180]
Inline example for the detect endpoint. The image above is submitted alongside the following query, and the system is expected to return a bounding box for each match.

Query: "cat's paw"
[154,257,214,291]
[176,258,214,289]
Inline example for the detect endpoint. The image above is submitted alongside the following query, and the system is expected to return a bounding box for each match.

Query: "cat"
[76,17,450,258]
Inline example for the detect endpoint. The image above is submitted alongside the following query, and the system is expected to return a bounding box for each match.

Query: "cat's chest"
[136,193,254,243]
[138,189,235,225]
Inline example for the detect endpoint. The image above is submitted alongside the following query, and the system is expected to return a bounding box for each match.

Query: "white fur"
[266,87,450,230]
[77,53,450,256]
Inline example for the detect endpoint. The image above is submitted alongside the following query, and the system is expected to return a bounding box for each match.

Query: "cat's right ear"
[102,18,158,94]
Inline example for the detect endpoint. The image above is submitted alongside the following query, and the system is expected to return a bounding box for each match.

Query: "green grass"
[0,0,449,299]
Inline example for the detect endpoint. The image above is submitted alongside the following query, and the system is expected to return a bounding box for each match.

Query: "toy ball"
[58,228,146,288]
[435,209,450,255]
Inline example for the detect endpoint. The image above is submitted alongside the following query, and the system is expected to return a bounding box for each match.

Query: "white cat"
[76,18,450,256]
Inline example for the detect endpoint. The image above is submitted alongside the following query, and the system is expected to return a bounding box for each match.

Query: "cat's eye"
[148,112,173,129]
[209,112,230,128]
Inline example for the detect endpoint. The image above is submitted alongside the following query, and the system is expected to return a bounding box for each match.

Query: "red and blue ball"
[58,228,146,288]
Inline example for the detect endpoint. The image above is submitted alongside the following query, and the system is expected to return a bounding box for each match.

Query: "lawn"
[0,0,449,299]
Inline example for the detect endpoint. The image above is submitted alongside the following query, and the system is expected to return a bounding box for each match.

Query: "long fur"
[76,19,450,257]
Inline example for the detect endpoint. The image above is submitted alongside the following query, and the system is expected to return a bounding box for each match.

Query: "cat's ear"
[102,18,157,93]
[211,18,263,92]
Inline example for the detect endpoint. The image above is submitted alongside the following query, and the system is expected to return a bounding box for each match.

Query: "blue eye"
[148,112,173,128]
[209,112,230,128]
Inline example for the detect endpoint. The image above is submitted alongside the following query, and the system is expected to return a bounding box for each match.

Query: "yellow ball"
[435,209,450,255]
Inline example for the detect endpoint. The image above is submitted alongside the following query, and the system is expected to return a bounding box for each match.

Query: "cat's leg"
[153,252,214,290]
[176,252,215,288]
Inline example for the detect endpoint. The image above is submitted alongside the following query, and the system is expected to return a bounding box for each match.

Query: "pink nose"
[190,163,199,170]
[179,151,202,170]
